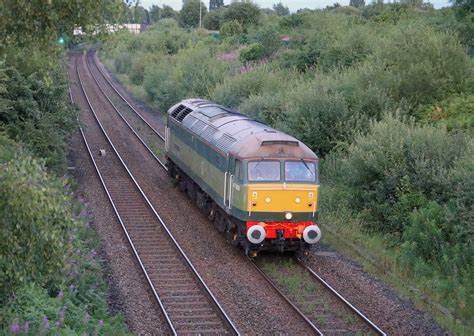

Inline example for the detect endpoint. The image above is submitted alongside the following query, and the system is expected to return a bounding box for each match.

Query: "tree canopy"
[180,0,208,28]
[0,0,123,48]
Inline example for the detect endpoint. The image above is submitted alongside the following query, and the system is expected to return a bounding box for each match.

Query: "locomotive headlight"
[265,197,271,203]
[295,197,301,204]
[285,212,293,220]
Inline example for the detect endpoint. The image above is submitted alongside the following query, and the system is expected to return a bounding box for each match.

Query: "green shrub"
[337,115,471,234]
[251,26,281,58]
[419,94,474,136]
[0,153,73,302]
[114,52,132,74]
[143,62,184,111]
[283,83,353,157]
[239,43,265,62]
[211,67,289,108]
[220,20,243,38]
[369,23,470,107]
[238,92,286,124]
[177,46,234,98]
[1,50,76,173]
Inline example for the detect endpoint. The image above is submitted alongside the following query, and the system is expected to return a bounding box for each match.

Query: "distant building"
[73,24,147,36]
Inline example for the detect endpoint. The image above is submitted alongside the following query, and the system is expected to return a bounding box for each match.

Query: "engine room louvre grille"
[191,120,207,134]
[171,105,185,119]
[215,134,236,152]
[176,107,193,122]
[200,125,218,142]
[182,115,197,128]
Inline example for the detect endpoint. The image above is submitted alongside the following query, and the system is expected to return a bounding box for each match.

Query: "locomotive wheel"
[226,228,238,246]
[186,180,197,202]
[215,211,226,233]
[178,178,187,192]
[208,205,216,221]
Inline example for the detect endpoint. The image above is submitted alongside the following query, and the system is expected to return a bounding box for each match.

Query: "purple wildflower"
[83,312,90,324]
[98,320,104,327]
[22,322,29,332]
[41,316,49,330]
[9,323,20,334]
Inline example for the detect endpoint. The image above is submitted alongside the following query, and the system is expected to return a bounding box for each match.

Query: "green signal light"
[58,37,65,44]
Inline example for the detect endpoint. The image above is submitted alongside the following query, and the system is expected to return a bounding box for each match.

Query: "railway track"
[80,50,386,335]
[71,53,239,335]
[85,50,167,165]
[252,256,386,336]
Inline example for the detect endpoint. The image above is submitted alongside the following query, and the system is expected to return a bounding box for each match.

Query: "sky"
[138,0,451,12]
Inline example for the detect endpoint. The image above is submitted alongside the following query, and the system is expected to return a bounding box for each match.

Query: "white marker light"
[265,197,271,203]
[295,197,301,204]
[285,212,292,220]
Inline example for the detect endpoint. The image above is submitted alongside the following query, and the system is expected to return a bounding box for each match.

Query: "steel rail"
[297,259,387,336]
[89,50,165,141]
[84,52,168,171]
[248,258,324,335]
[70,56,176,335]
[74,54,240,335]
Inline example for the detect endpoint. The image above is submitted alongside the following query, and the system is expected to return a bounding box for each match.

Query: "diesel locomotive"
[165,99,321,255]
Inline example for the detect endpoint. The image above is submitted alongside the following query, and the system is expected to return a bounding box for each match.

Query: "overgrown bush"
[369,23,470,107]
[239,43,265,62]
[0,150,72,302]
[336,116,471,235]
[0,49,76,173]
[419,94,474,136]
[220,20,243,38]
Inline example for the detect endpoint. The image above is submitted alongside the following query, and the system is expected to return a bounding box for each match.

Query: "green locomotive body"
[165,99,321,254]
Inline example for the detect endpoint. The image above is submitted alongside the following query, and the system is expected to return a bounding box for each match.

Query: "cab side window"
[235,160,243,183]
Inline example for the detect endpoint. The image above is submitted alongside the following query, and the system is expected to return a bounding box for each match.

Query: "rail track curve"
[71,52,239,335]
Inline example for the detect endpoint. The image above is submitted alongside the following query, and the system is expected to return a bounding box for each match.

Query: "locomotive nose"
[303,225,321,244]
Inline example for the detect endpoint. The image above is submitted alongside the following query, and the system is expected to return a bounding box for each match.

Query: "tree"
[180,0,208,28]
[162,4,178,19]
[349,0,366,7]
[222,2,261,31]
[273,2,290,16]
[0,0,124,48]
[209,0,224,11]
[150,5,161,23]
[203,9,223,30]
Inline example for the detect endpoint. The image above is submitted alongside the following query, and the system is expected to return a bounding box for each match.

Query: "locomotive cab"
[225,150,320,254]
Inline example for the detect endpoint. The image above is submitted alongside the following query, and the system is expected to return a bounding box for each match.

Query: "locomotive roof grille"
[182,114,197,128]
[215,134,236,152]
[261,140,299,146]
[176,107,193,122]
[171,104,185,118]
[191,119,207,134]
[200,125,219,141]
